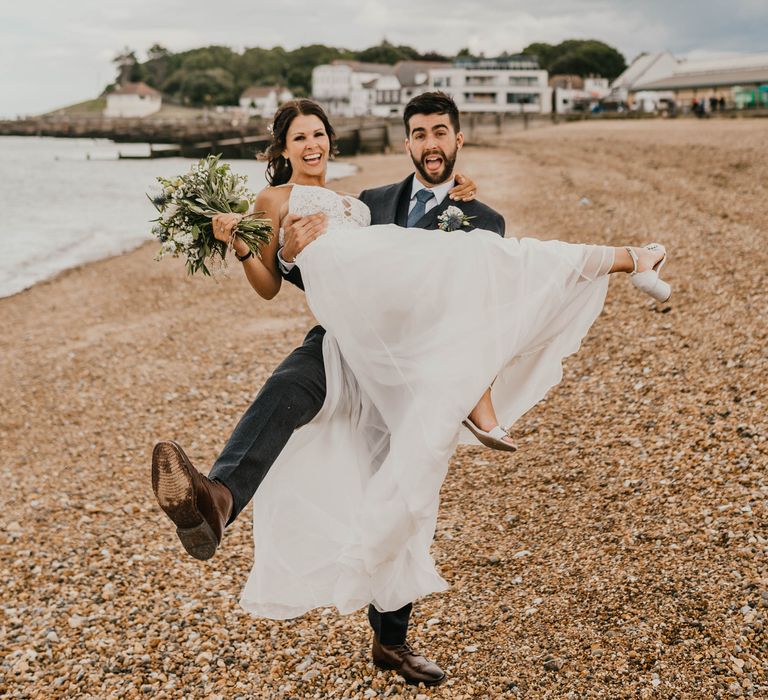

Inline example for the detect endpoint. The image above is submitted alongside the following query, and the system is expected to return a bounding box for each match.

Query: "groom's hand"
[281,213,328,262]
[449,173,477,202]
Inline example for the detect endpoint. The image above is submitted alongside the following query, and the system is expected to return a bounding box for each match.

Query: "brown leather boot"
[372,636,446,687]
[151,440,233,561]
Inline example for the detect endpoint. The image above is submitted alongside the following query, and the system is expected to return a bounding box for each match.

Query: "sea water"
[0,136,357,298]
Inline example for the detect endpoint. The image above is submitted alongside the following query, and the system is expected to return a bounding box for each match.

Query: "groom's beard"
[411,147,458,186]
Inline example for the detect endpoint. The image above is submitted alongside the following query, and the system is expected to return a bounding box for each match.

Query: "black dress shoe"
[151,440,233,560]
[372,636,446,686]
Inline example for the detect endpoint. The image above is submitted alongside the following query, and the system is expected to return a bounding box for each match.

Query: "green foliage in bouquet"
[149,155,272,276]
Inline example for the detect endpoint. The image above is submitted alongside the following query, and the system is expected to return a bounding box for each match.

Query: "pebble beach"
[1,118,766,699]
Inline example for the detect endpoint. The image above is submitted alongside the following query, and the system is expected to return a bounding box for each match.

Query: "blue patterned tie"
[407,188,434,227]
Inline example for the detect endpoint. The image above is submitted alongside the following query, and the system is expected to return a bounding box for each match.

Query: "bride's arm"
[244,188,287,299]
[212,187,286,300]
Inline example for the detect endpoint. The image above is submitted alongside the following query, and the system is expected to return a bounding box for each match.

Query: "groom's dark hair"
[403,91,461,136]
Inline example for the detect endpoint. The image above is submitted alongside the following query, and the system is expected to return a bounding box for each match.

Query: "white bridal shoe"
[462,419,518,453]
[627,243,671,303]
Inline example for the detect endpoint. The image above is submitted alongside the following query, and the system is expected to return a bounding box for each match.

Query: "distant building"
[551,75,611,113]
[312,61,396,117]
[312,56,552,116]
[394,61,450,108]
[366,61,450,117]
[104,82,162,118]
[429,56,552,114]
[369,74,402,117]
[313,60,451,117]
[239,86,294,118]
[630,90,677,114]
[610,52,679,105]
[631,52,768,110]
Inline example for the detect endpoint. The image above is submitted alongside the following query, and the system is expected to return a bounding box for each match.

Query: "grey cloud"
[1,0,765,116]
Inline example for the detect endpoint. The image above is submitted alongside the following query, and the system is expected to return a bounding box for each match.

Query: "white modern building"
[394,61,449,109]
[429,57,552,114]
[312,61,396,117]
[104,82,162,118]
[239,86,294,118]
[312,60,450,117]
[369,62,450,116]
[369,74,402,117]
[312,57,553,116]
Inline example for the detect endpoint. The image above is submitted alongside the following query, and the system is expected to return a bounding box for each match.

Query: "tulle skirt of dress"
[240,224,613,619]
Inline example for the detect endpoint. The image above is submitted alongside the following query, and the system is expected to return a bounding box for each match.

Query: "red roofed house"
[104,82,162,118]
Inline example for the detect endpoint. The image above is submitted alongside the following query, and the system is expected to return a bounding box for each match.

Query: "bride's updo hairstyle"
[264,99,337,186]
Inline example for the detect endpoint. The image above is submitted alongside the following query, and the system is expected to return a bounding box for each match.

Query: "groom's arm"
[277,213,329,289]
[489,211,505,237]
[358,188,377,212]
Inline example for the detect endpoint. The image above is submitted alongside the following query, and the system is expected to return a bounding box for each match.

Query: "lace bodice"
[279,185,371,245]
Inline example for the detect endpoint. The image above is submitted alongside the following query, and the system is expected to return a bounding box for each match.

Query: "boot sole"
[372,660,446,687]
[151,441,217,561]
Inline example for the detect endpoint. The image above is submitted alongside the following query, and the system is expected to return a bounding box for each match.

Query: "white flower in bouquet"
[161,203,179,222]
[148,155,273,276]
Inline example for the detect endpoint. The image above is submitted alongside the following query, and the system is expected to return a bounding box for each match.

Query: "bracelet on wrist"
[278,245,297,265]
[235,249,254,262]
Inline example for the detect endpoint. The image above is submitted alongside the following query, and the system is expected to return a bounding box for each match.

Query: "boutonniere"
[437,206,475,232]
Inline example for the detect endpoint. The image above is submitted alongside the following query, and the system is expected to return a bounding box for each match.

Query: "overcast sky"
[1,0,766,117]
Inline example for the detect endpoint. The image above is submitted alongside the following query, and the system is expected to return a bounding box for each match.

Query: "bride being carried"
[151,93,670,687]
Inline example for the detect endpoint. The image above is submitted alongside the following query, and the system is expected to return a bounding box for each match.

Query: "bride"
[212,98,670,620]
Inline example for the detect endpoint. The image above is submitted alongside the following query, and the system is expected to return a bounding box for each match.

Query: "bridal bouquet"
[149,155,272,276]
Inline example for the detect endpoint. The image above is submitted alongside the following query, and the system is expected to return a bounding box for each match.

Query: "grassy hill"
[43,98,106,116]
[41,98,226,122]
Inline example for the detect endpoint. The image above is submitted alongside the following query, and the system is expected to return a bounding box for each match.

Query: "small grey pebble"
[543,657,565,671]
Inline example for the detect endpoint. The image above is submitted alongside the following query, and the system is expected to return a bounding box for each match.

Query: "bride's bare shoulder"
[256,184,293,207]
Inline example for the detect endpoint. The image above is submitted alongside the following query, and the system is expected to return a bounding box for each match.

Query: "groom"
[152,91,505,687]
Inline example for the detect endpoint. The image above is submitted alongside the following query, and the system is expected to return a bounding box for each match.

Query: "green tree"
[180,46,239,73]
[143,44,173,88]
[236,47,289,92]
[357,40,418,64]
[522,39,626,79]
[113,47,140,85]
[180,68,237,106]
[419,51,449,62]
[161,68,187,98]
[548,41,626,80]
[521,42,555,68]
[285,44,353,94]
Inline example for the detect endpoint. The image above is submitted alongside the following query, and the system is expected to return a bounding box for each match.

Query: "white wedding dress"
[240,184,613,619]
